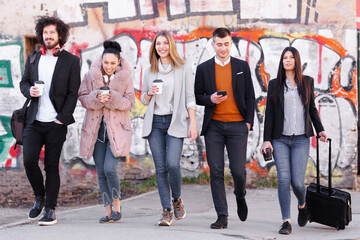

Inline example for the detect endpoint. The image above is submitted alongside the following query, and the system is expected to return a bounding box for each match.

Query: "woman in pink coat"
[78,41,135,223]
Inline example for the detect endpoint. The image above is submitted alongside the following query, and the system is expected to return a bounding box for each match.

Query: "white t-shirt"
[35,53,58,122]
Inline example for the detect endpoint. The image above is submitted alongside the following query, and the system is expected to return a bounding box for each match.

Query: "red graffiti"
[68,43,89,58]
[318,44,322,84]
[5,159,12,169]
[245,159,268,176]
[257,98,266,108]
[303,35,348,58]
[9,145,20,158]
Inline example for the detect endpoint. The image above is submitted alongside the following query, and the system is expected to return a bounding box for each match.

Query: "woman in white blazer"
[141,30,197,226]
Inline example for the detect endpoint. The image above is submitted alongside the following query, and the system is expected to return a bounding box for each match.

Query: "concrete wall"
[0,0,357,188]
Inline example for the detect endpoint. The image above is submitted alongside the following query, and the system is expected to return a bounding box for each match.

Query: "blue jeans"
[147,114,184,210]
[272,134,310,220]
[93,121,120,206]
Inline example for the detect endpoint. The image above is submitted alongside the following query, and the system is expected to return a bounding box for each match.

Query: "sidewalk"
[1,185,359,240]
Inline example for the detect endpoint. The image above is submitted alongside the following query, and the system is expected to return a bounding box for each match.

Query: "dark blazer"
[263,75,324,142]
[194,57,255,136]
[20,50,81,125]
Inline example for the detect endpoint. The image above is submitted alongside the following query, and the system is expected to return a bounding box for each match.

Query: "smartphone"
[217,91,227,96]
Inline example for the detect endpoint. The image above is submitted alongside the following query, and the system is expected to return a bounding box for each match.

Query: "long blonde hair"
[149,30,185,73]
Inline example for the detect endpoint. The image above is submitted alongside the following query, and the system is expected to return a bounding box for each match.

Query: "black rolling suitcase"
[306,137,352,230]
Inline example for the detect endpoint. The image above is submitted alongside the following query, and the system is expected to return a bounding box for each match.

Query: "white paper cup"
[100,90,110,95]
[100,87,110,95]
[35,81,45,96]
[153,79,163,95]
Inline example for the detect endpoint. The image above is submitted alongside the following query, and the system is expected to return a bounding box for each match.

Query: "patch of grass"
[137,176,157,193]
[182,172,211,185]
[121,176,158,194]
[252,177,278,188]
[182,172,234,186]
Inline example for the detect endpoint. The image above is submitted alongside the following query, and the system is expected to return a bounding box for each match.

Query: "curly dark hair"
[35,16,70,46]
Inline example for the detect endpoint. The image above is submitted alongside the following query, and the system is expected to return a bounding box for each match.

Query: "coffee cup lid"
[100,87,110,90]
[35,80,44,84]
[153,79,163,83]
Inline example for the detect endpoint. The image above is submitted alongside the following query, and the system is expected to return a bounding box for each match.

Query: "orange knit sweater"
[212,63,244,122]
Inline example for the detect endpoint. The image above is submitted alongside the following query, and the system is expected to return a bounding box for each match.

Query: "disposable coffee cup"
[100,86,110,95]
[263,148,272,161]
[153,79,163,95]
[34,81,45,96]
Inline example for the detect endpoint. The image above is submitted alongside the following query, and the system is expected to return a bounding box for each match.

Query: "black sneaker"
[38,208,57,226]
[279,221,292,235]
[28,195,45,220]
[298,206,309,227]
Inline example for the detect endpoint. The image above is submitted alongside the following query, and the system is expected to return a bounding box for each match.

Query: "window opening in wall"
[24,35,41,60]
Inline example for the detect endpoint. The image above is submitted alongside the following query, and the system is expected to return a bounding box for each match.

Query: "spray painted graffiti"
[0,42,23,169]
[0,0,357,187]
[57,0,304,25]
[63,28,356,181]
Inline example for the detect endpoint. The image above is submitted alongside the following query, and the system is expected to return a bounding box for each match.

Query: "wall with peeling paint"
[0,0,357,188]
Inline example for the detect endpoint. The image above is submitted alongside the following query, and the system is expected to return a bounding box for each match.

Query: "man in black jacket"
[195,28,255,229]
[20,16,80,226]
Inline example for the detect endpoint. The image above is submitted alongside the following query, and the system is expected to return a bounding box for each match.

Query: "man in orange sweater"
[194,27,255,229]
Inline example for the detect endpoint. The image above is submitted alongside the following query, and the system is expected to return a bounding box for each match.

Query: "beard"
[44,38,60,50]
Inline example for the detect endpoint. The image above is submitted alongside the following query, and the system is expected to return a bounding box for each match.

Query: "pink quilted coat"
[78,57,135,159]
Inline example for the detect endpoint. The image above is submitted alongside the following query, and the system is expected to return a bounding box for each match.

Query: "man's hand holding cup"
[30,80,45,97]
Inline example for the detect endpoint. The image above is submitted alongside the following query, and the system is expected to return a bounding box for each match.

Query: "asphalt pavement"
[1,185,359,240]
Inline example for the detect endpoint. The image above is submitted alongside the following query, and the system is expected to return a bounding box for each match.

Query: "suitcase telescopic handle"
[316,136,332,196]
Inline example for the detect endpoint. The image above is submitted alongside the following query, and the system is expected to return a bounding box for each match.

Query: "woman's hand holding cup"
[147,85,158,96]
[98,87,111,104]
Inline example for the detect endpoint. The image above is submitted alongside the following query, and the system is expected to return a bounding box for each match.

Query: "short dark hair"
[35,16,70,46]
[212,27,231,39]
[102,41,121,59]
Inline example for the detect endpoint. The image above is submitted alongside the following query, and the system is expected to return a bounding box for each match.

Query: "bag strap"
[19,98,31,118]
[316,136,332,196]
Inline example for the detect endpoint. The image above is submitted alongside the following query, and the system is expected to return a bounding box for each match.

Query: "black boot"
[28,195,45,219]
[210,215,228,229]
[236,198,248,221]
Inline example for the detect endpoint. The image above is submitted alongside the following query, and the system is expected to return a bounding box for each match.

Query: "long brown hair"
[271,46,309,105]
[149,30,185,73]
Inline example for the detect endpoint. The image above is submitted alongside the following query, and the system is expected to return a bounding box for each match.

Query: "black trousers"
[204,119,248,216]
[23,120,67,210]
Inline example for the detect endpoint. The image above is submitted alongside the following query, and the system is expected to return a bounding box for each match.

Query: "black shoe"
[38,208,57,226]
[99,215,112,223]
[298,206,309,227]
[210,215,228,229]
[236,198,248,221]
[279,221,292,235]
[111,207,122,222]
[28,195,45,220]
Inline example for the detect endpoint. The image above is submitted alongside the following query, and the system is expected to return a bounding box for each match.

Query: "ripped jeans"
[93,121,121,206]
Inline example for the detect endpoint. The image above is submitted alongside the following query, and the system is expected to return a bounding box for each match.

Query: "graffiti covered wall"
[0,0,357,188]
